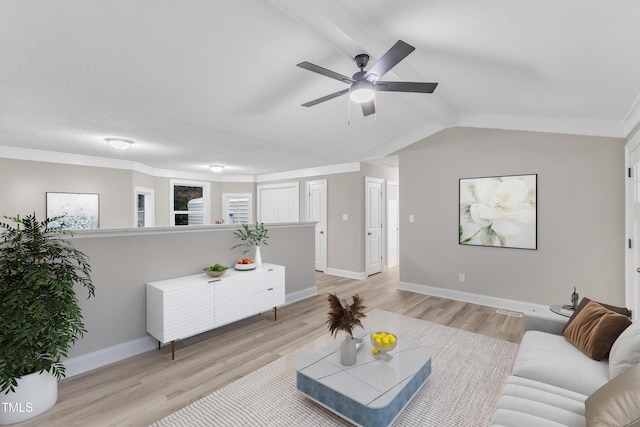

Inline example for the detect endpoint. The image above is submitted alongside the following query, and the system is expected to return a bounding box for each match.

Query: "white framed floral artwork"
[46,192,100,230]
[459,174,537,249]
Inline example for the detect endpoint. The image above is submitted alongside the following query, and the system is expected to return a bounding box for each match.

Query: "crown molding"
[458,113,625,139]
[255,162,360,182]
[0,145,362,183]
[0,145,255,182]
[624,92,640,139]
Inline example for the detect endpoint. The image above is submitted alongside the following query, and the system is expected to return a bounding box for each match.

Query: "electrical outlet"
[458,273,466,283]
[409,214,415,223]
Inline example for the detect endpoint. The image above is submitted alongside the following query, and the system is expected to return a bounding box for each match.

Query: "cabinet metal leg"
[273,306,277,321]
[158,340,161,350]
[171,340,175,360]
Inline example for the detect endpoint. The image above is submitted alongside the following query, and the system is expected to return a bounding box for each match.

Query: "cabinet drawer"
[254,285,285,313]
[254,266,285,292]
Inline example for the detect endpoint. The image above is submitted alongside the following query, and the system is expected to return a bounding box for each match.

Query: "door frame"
[305,179,327,272]
[365,176,385,276]
[625,134,640,320]
[134,186,155,228]
[387,180,399,269]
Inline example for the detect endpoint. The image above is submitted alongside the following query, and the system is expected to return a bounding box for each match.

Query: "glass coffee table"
[296,331,432,427]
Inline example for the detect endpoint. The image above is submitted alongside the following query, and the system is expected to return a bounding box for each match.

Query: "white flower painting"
[459,174,537,249]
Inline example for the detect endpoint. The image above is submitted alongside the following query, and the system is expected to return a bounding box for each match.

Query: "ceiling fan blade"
[361,100,375,117]
[364,40,415,81]
[301,88,350,107]
[297,62,355,84]
[375,81,438,93]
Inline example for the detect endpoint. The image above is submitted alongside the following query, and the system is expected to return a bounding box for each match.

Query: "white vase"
[254,246,262,267]
[0,370,57,425]
[340,335,357,366]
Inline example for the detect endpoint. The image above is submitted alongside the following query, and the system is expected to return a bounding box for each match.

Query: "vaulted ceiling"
[1,1,639,179]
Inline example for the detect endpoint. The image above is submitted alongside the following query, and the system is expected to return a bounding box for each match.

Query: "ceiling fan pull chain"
[347,86,352,126]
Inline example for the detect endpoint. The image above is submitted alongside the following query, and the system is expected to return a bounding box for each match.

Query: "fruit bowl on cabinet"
[235,263,256,271]
[203,268,227,277]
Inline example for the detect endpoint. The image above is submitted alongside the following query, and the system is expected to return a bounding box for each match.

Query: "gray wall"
[1,158,134,228]
[397,127,626,306]
[1,156,396,276]
[0,158,256,228]
[68,223,315,357]
[262,163,399,275]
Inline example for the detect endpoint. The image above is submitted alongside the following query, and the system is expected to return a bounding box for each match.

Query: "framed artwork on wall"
[459,174,537,249]
[46,192,100,230]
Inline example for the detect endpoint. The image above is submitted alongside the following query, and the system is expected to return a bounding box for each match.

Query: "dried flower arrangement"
[326,293,366,338]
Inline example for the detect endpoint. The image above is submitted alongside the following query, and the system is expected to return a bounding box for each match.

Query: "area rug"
[151,309,519,426]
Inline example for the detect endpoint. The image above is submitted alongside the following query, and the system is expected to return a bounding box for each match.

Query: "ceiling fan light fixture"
[349,81,375,103]
[209,164,224,173]
[105,138,134,150]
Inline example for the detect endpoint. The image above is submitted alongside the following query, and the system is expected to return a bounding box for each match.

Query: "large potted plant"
[0,214,95,424]
[231,222,269,266]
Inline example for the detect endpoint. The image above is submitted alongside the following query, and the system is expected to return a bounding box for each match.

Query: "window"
[137,194,145,227]
[222,193,252,224]
[170,180,210,226]
[134,187,155,227]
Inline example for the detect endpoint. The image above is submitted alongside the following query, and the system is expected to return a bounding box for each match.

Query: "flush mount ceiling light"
[105,138,134,150]
[209,164,224,173]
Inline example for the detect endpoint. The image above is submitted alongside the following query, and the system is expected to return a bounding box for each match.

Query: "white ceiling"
[1,1,639,179]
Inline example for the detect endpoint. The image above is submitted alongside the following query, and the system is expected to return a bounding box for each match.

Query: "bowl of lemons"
[370,332,397,362]
[203,264,228,277]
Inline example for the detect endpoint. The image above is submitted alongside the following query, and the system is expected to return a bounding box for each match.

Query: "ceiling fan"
[297,40,438,117]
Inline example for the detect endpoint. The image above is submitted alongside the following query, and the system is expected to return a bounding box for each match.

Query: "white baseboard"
[326,268,366,280]
[398,281,551,316]
[63,336,158,378]
[285,287,317,304]
[63,288,317,378]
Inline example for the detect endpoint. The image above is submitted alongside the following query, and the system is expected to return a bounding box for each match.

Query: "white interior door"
[257,182,299,223]
[626,140,640,320]
[365,177,384,276]
[387,181,399,269]
[306,179,327,272]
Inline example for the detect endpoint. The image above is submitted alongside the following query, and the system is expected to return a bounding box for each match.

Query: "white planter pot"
[0,370,57,425]
[254,246,262,267]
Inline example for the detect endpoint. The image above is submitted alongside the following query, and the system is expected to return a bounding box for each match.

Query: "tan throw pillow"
[562,297,632,334]
[585,363,640,427]
[563,300,632,360]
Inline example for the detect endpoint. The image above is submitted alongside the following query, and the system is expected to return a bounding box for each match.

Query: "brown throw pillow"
[585,363,640,427]
[562,297,632,334]
[563,300,632,360]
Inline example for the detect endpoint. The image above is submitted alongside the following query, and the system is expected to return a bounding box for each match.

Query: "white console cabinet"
[146,263,285,359]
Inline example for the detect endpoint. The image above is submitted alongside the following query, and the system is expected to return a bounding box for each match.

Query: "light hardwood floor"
[14,268,524,427]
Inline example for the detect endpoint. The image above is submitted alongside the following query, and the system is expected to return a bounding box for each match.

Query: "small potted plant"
[231,222,269,266]
[326,293,366,366]
[0,214,95,424]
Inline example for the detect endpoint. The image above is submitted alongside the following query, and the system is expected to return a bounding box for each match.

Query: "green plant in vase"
[0,214,95,422]
[231,222,269,266]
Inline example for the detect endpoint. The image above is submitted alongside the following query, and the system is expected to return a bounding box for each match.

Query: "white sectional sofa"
[491,299,640,427]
